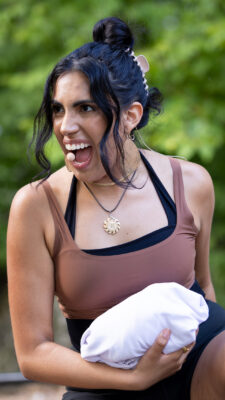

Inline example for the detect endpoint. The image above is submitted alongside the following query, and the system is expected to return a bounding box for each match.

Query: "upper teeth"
[65,143,90,151]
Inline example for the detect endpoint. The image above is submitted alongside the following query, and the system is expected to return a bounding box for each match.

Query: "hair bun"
[93,17,134,50]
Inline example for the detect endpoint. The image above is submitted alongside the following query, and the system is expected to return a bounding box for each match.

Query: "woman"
[7,17,225,399]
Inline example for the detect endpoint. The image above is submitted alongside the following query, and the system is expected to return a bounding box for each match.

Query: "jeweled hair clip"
[125,48,150,93]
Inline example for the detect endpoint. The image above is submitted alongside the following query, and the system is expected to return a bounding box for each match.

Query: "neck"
[84,161,148,197]
[91,145,141,187]
[92,168,138,187]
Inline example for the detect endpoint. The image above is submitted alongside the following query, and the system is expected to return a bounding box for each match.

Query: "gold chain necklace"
[83,170,137,235]
[92,169,138,187]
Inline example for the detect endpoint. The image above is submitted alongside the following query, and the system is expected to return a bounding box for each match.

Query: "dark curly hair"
[31,17,162,185]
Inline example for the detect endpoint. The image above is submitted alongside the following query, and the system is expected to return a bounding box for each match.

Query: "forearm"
[202,282,216,302]
[20,341,133,390]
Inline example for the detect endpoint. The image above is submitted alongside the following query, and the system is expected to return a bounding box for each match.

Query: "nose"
[60,112,79,136]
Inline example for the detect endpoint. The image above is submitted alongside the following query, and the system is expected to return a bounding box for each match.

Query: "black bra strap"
[64,175,77,239]
[65,152,176,239]
[140,153,176,224]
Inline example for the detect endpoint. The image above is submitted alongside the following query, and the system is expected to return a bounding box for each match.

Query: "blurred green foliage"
[0,0,224,304]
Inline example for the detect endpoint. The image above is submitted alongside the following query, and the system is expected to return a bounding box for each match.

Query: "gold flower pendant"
[103,215,121,235]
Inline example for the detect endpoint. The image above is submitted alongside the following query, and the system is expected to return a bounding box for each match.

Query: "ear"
[123,102,143,133]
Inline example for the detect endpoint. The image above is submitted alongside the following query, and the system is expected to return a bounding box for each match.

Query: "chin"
[74,169,107,184]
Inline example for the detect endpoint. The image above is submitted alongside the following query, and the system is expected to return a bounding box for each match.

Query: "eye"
[52,103,64,114]
[80,104,95,112]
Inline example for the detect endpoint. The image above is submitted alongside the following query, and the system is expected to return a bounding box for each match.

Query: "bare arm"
[7,182,194,391]
[7,183,132,389]
[181,161,216,301]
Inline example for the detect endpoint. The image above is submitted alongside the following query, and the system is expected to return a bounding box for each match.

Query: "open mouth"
[65,143,92,166]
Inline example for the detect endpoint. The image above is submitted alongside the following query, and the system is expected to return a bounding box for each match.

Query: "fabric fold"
[80,282,209,369]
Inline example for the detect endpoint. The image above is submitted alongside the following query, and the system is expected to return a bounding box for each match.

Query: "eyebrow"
[51,99,95,107]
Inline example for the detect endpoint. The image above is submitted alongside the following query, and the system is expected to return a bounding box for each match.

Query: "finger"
[179,340,196,355]
[150,329,171,358]
[166,340,196,361]
[178,341,196,363]
[184,341,196,352]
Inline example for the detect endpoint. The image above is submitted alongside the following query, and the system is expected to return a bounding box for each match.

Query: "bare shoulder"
[140,149,214,229]
[10,180,47,224]
[175,157,214,206]
[168,157,215,230]
[141,148,214,200]
[10,166,70,220]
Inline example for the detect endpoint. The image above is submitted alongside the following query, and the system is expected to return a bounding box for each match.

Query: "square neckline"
[65,152,177,255]
[43,156,190,259]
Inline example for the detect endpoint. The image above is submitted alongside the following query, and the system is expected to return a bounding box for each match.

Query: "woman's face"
[52,70,116,183]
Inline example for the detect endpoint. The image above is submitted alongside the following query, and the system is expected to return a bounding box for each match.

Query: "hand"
[129,329,196,391]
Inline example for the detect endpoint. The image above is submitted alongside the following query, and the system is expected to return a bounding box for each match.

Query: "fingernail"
[159,329,170,345]
[162,328,170,339]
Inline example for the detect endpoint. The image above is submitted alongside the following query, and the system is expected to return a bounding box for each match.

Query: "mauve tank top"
[43,157,198,320]
[64,152,176,255]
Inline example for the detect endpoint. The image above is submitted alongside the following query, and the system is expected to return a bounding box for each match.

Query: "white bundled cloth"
[80,282,209,369]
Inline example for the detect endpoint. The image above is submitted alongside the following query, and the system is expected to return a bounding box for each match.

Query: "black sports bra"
[64,153,176,255]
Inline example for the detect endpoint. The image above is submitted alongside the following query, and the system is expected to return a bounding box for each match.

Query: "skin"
[7,71,225,397]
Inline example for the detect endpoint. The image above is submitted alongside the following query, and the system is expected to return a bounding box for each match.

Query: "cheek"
[92,113,108,139]
[53,119,61,138]
[53,124,65,152]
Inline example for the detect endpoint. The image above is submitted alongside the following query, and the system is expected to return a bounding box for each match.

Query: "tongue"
[75,147,92,163]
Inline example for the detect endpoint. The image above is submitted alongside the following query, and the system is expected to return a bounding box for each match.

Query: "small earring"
[128,131,135,141]
[135,127,152,151]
